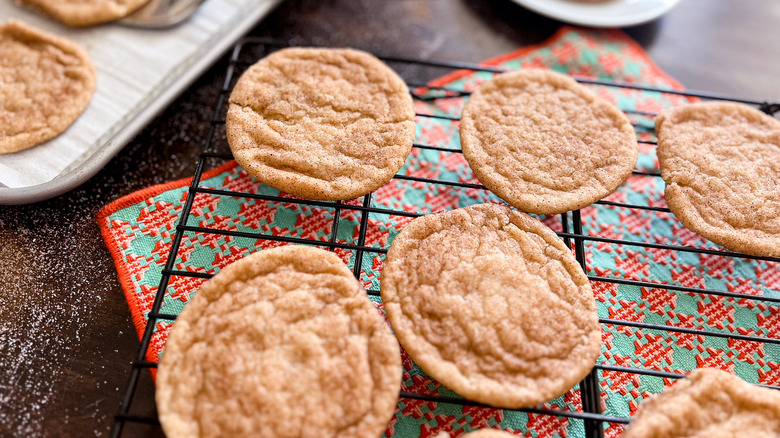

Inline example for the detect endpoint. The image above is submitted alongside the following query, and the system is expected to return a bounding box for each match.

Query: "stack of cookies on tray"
[154,47,780,437]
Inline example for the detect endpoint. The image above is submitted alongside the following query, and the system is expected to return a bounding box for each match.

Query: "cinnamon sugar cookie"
[460,69,637,215]
[17,0,150,27]
[656,102,780,257]
[623,368,780,437]
[0,20,95,154]
[157,245,402,438]
[380,203,601,409]
[226,47,415,201]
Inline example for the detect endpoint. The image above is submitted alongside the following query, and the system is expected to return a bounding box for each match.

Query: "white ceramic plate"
[511,0,681,28]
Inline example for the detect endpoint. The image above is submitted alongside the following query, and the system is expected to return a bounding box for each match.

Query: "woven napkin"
[98,27,780,437]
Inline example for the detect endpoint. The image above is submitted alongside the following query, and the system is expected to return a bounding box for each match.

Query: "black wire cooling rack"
[111,38,780,438]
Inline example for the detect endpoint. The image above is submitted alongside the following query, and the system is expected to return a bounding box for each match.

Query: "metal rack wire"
[111,38,780,437]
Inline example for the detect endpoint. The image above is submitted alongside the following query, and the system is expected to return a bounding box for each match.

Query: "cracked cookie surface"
[380,203,601,409]
[156,245,402,438]
[623,368,780,438]
[460,69,637,215]
[18,0,150,26]
[656,102,780,257]
[226,47,415,201]
[0,20,95,154]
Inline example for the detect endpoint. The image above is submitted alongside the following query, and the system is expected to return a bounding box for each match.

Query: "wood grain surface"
[0,0,778,436]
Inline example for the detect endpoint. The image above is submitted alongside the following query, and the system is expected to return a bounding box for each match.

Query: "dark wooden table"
[1,1,777,436]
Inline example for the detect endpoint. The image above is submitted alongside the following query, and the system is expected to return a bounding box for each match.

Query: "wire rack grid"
[111,37,780,438]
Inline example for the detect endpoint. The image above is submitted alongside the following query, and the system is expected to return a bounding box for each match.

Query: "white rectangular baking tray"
[0,0,281,204]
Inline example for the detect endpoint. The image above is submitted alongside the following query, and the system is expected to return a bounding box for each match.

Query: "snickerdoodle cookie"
[156,245,402,438]
[17,0,150,27]
[656,102,780,257]
[380,203,601,409]
[0,20,95,154]
[460,69,637,215]
[226,47,415,201]
[622,368,780,437]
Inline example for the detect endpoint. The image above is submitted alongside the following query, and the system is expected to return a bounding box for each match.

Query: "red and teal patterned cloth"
[99,27,780,437]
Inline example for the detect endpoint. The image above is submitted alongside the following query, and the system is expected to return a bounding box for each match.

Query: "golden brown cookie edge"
[17,0,151,27]
[156,245,403,438]
[0,20,96,154]
[622,368,780,438]
[656,101,780,257]
[380,203,601,409]
[460,69,637,215]
[225,47,415,201]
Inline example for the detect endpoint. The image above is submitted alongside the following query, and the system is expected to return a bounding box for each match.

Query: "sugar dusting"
[0,205,119,437]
